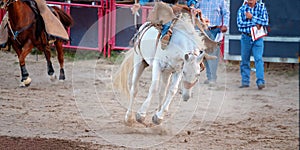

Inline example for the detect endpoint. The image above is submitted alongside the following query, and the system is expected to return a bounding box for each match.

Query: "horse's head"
[181,50,217,101]
[0,0,5,8]
[0,0,14,9]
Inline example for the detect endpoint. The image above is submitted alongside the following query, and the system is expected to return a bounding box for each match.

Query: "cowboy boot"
[161,30,172,50]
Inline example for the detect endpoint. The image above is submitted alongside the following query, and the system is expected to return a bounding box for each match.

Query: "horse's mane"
[174,13,208,51]
[172,5,218,53]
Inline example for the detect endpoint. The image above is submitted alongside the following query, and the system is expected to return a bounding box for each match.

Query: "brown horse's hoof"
[20,77,32,87]
[59,69,65,80]
[49,74,57,82]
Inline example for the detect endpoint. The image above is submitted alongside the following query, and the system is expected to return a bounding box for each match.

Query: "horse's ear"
[197,53,205,63]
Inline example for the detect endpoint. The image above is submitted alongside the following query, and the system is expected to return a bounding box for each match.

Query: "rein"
[7,20,33,41]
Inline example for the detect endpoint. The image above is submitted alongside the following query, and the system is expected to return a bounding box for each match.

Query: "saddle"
[23,0,39,15]
[130,22,154,54]
[23,0,59,43]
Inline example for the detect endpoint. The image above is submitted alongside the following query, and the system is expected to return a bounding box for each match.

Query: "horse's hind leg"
[42,44,56,81]
[55,40,65,80]
[125,59,147,125]
[136,60,161,124]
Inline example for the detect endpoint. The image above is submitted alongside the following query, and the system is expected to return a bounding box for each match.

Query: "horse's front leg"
[152,72,182,125]
[158,72,172,110]
[125,59,147,126]
[43,44,56,81]
[17,40,34,87]
[136,60,161,123]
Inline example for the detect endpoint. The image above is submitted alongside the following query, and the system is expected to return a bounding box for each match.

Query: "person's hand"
[220,26,227,33]
[191,8,201,17]
[131,3,141,15]
[245,11,252,19]
[203,18,210,25]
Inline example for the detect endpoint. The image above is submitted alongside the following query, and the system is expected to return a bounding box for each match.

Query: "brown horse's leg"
[18,40,34,86]
[12,45,27,81]
[55,40,65,80]
[42,44,56,79]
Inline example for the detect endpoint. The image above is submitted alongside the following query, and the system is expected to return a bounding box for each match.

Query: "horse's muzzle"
[183,79,198,89]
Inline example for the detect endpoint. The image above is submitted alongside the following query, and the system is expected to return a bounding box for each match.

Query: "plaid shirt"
[237,2,269,34]
[187,0,230,28]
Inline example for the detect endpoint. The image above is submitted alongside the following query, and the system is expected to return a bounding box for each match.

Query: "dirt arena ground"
[0,50,298,149]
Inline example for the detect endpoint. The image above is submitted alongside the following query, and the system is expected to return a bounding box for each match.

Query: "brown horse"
[0,0,73,87]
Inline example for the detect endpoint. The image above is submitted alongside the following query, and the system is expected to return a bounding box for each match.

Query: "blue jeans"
[240,34,265,86]
[204,28,220,82]
[161,21,172,38]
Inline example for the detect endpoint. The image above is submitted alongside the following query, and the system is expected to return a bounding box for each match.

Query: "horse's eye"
[199,51,203,54]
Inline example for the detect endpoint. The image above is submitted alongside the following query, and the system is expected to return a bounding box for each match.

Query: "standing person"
[237,0,269,90]
[187,0,230,85]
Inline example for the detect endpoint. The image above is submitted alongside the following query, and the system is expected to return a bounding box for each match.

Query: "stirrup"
[48,39,56,44]
[47,35,56,44]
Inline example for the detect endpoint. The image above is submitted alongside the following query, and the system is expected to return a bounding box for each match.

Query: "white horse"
[114,3,217,126]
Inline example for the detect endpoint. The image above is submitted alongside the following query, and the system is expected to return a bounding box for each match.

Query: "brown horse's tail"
[51,6,74,28]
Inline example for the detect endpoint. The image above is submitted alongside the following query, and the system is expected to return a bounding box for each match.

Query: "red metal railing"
[107,1,224,58]
[107,2,152,57]
[47,1,106,57]
[1,1,224,58]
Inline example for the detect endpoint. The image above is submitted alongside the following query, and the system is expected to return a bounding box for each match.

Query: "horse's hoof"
[136,113,145,123]
[20,77,32,87]
[124,118,134,126]
[50,74,57,81]
[152,114,163,125]
[19,82,26,87]
[59,75,65,80]
[125,112,135,126]
[59,69,65,80]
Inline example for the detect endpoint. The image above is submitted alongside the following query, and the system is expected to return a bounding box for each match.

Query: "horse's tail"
[52,6,74,28]
[113,49,134,99]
